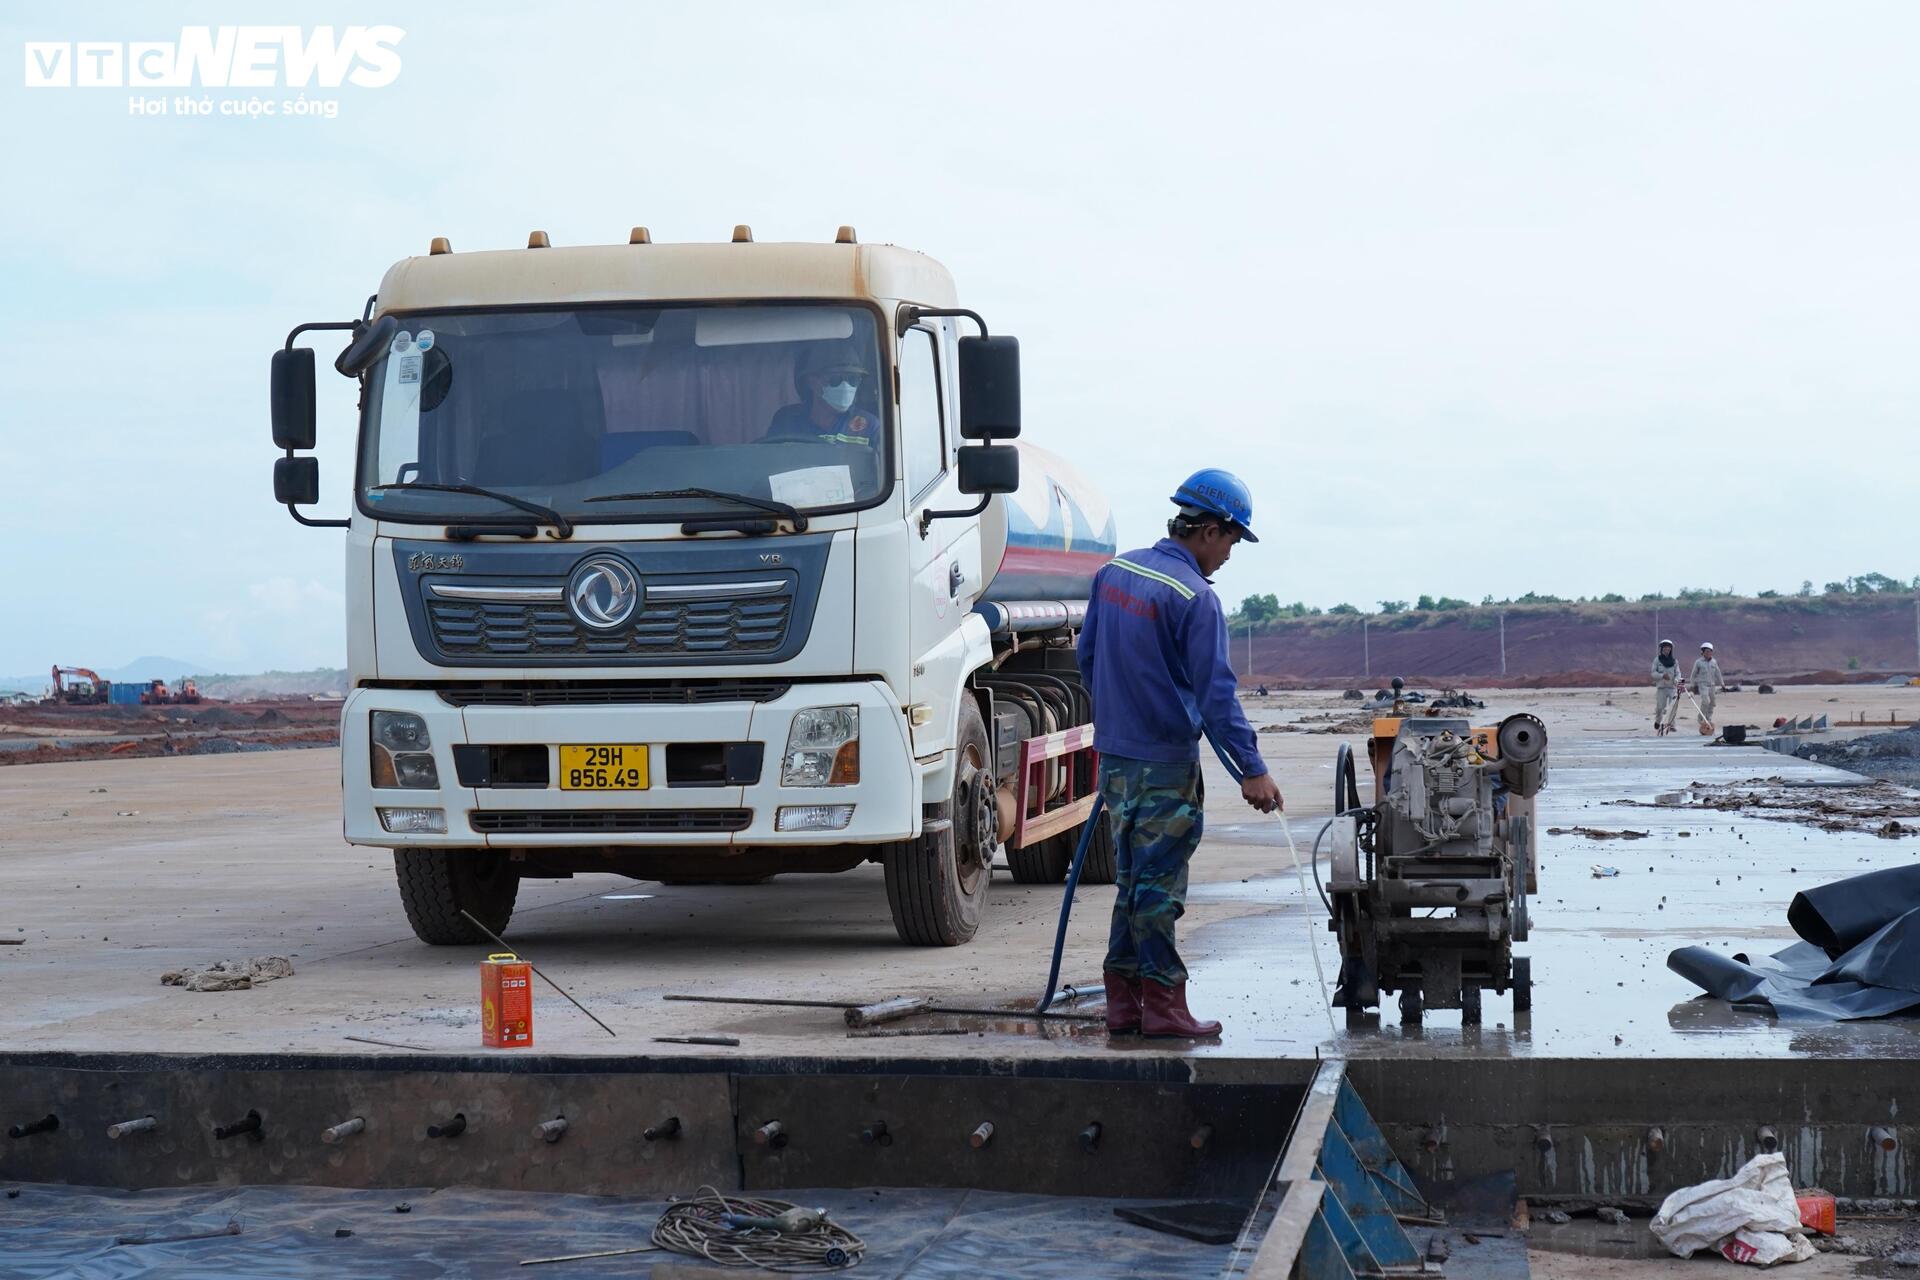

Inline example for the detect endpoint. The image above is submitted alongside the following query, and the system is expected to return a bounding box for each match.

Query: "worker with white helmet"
[1689,643,1724,726]
[1651,639,1682,735]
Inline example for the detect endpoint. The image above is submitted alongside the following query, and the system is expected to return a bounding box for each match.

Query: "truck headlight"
[371,711,439,790]
[782,706,859,786]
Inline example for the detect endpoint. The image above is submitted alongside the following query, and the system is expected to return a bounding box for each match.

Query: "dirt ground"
[0,698,340,766]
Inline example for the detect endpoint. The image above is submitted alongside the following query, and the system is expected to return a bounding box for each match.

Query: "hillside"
[1238,594,1920,684]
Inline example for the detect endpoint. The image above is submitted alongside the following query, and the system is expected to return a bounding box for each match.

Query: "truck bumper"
[341,682,920,850]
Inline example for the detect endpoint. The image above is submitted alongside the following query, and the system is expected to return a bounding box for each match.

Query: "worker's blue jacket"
[1076,539,1268,778]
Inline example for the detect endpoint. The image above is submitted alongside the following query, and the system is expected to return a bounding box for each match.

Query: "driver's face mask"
[819,380,858,412]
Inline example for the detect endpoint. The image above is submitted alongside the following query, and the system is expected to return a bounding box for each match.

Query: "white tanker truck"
[269,227,1117,947]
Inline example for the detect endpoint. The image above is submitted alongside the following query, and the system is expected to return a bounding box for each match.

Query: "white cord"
[1279,815,1340,1040]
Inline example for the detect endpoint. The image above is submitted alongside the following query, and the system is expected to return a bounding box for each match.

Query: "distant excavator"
[49,666,108,705]
[140,678,202,706]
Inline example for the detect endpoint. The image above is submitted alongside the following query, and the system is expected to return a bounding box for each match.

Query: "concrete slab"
[1,687,1917,1065]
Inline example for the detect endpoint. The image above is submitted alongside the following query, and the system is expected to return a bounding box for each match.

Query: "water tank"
[980,440,1116,604]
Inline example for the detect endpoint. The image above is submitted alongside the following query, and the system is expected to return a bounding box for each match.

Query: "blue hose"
[1030,733,1247,1016]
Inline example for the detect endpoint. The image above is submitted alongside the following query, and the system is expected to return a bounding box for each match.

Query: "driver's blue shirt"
[1076,539,1268,777]
[766,403,877,446]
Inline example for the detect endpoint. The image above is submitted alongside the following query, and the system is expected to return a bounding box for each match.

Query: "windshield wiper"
[367,482,574,539]
[585,487,807,532]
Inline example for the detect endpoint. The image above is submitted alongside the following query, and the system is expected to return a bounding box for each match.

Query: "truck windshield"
[356,304,889,525]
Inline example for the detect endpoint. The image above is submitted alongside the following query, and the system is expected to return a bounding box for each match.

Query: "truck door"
[901,319,980,755]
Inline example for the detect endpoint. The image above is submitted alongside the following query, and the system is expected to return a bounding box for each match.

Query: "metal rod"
[344,1035,429,1051]
[520,1244,659,1266]
[643,1116,681,1142]
[213,1111,261,1141]
[8,1114,58,1139]
[651,1035,739,1046]
[321,1117,365,1145]
[461,909,616,1038]
[106,1116,156,1140]
[844,996,933,1027]
[663,994,1100,1022]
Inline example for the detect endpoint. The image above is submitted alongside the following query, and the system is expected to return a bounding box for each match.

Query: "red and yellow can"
[481,952,533,1048]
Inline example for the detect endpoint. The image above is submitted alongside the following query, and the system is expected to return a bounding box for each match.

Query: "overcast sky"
[4,3,1915,675]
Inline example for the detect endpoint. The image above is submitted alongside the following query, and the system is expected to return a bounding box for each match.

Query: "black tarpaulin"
[1669,864,1920,1020]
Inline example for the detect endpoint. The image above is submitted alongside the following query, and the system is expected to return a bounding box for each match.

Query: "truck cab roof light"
[731,224,753,243]
[835,225,857,244]
[629,226,651,244]
[428,236,452,255]
[527,230,550,249]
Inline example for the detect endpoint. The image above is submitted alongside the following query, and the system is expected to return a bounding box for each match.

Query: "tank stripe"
[1109,557,1194,600]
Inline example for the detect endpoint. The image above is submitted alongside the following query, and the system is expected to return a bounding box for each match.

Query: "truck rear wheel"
[1007,833,1070,884]
[884,699,993,945]
[394,849,520,945]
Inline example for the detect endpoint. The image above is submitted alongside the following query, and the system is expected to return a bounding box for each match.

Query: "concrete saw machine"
[1326,701,1546,1025]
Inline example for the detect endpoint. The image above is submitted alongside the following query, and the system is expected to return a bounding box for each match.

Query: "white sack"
[1650,1153,1806,1260]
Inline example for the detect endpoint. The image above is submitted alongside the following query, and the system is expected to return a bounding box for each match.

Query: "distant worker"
[1690,642,1725,726]
[1651,639,1682,735]
[765,342,878,446]
[1077,469,1283,1041]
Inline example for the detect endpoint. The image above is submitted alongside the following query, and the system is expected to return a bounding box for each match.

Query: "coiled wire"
[652,1186,865,1272]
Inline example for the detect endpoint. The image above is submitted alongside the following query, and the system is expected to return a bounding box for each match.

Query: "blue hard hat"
[1170,468,1258,542]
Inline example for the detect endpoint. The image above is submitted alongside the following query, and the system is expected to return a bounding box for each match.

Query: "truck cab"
[271,227,1114,947]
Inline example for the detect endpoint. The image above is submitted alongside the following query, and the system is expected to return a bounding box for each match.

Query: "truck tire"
[394,849,520,945]
[884,698,994,945]
[1078,810,1117,885]
[1007,833,1070,884]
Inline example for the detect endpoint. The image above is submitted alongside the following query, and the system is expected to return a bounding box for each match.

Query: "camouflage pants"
[1100,756,1204,987]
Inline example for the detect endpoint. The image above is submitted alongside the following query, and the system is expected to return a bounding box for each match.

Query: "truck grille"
[439,681,791,708]
[470,809,752,834]
[426,591,793,660]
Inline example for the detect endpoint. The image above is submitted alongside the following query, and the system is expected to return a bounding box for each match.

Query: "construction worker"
[1076,468,1283,1040]
[1690,642,1725,725]
[765,341,878,446]
[1651,639,1682,735]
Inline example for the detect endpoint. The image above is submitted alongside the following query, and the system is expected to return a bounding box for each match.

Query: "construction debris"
[160,956,294,992]
[1629,777,1920,837]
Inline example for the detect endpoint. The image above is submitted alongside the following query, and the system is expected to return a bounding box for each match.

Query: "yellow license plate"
[558,744,649,791]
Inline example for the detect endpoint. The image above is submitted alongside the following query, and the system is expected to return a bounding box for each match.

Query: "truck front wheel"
[884,699,994,945]
[394,849,520,945]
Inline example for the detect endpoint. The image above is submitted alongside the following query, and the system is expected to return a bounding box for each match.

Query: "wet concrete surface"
[2,690,1918,1064]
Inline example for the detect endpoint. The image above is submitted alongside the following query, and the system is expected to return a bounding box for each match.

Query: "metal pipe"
[970,1122,995,1149]
[213,1110,261,1141]
[1190,1125,1214,1151]
[1872,1126,1899,1153]
[7,1114,58,1139]
[427,1113,466,1139]
[106,1116,156,1140]
[534,1117,567,1144]
[754,1120,786,1148]
[1078,1122,1102,1153]
[321,1117,365,1145]
[1756,1125,1779,1154]
[1646,1127,1666,1155]
[644,1116,681,1142]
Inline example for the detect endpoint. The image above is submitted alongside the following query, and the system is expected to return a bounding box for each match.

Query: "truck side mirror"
[274,456,321,506]
[956,444,1020,496]
[958,335,1020,440]
[335,314,398,378]
[271,348,317,450]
